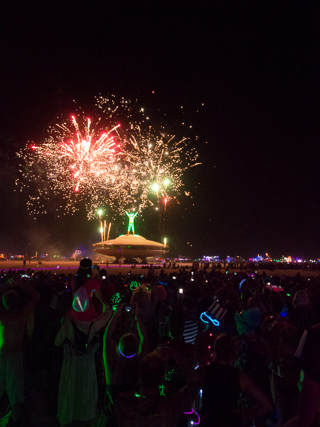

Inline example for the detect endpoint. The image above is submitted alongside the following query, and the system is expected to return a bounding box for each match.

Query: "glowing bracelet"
[118,344,136,358]
[184,408,201,425]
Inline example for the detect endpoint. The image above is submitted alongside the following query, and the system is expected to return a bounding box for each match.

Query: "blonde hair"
[131,284,151,308]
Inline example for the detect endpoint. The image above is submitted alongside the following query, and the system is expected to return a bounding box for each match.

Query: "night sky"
[0,1,319,260]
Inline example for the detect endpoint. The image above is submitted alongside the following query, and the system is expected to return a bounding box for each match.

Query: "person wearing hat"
[55,264,112,427]
[68,258,105,322]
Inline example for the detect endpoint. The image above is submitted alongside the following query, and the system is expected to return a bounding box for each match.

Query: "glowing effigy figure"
[126,211,138,234]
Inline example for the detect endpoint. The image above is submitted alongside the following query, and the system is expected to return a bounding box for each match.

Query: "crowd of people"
[0,260,320,426]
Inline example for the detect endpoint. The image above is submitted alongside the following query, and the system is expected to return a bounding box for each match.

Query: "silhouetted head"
[75,258,93,289]
[214,334,237,363]
[269,292,284,314]
[80,258,92,270]
[293,290,309,308]
[131,285,151,308]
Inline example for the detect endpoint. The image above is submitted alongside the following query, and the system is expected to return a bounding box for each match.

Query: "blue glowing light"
[158,281,167,286]
[280,304,288,317]
[200,311,220,327]
[200,312,209,324]
[239,279,246,290]
[118,344,136,358]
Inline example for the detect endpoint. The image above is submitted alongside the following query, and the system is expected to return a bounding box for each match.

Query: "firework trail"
[60,116,120,192]
[16,95,201,219]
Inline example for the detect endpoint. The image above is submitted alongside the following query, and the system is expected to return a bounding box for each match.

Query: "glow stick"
[184,408,201,425]
[118,344,136,358]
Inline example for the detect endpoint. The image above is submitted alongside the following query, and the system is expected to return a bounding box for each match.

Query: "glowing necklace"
[118,344,136,358]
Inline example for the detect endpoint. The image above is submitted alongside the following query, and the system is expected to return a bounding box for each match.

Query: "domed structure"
[92,233,168,262]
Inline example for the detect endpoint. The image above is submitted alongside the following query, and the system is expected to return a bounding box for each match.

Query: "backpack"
[71,321,94,355]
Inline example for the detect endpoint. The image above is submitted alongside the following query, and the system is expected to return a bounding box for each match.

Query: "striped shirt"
[183,316,199,344]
